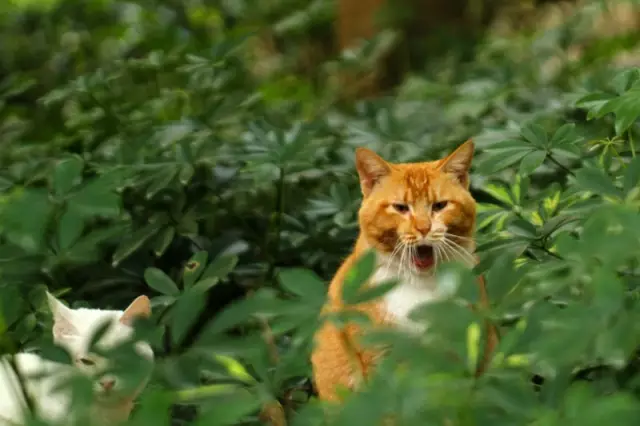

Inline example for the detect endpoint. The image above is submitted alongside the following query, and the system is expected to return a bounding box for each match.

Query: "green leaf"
[574,167,622,199]
[179,165,195,185]
[66,225,127,264]
[52,156,83,196]
[342,250,377,305]
[575,92,615,119]
[57,207,84,250]
[171,289,205,345]
[520,123,547,148]
[146,167,177,199]
[476,149,530,174]
[346,279,397,305]
[519,150,546,175]
[71,177,121,217]
[0,177,14,193]
[201,253,238,281]
[549,123,579,146]
[191,277,220,294]
[624,156,640,194]
[278,268,326,301]
[596,83,640,135]
[611,68,640,94]
[151,227,175,257]
[183,251,208,288]
[0,189,52,252]
[481,183,515,206]
[194,389,261,426]
[112,222,163,266]
[144,267,180,296]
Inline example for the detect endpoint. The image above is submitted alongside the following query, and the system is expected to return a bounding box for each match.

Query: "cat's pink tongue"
[412,245,434,270]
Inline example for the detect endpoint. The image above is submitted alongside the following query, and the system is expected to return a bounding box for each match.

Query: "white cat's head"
[46,292,154,407]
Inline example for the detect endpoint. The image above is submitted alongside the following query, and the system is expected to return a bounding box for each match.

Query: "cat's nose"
[415,223,431,236]
[100,378,115,391]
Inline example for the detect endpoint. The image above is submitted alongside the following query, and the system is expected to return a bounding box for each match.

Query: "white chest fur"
[371,263,441,332]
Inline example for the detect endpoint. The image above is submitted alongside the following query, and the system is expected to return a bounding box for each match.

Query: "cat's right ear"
[355,148,391,197]
[46,292,79,338]
[120,295,151,326]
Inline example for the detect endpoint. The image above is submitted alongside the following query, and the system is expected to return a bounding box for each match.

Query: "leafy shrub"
[1,0,640,425]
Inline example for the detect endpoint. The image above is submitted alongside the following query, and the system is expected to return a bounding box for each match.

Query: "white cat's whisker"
[443,232,475,243]
[443,238,476,262]
[440,238,476,266]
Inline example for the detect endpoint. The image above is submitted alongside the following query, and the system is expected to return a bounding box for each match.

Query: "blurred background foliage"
[2,0,640,424]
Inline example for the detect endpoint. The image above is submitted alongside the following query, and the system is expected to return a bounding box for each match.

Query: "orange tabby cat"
[311,141,497,401]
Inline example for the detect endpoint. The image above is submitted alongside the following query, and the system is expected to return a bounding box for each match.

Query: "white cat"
[0,292,154,425]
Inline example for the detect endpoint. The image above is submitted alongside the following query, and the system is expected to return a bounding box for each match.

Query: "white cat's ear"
[120,295,151,326]
[355,148,392,197]
[46,292,79,338]
[438,140,474,188]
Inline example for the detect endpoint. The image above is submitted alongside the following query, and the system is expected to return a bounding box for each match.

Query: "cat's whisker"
[444,238,476,262]
[440,238,476,267]
[443,232,474,242]
[382,242,404,279]
[397,241,408,278]
[433,245,442,270]
[440,239,473,262]
[438,243,452,264]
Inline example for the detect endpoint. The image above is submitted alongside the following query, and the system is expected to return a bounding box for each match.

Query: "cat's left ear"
[120,295,151,326]
[438,140,474,188]
[47,292,79,338]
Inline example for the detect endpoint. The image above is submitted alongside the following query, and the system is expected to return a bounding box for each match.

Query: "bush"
[1,0,640,425]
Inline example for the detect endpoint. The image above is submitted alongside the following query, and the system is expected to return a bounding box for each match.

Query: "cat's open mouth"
[412,244,434,270]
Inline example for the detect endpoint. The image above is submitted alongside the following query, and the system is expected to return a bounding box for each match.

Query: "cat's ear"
[438,140,474,188]
[47,292,79,338]
[120,295,151,326]
[355,148,391,197]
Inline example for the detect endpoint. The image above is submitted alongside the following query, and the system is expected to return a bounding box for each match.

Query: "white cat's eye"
[392,203,410,213]
[432,201,448,212]
[78,357,95,366]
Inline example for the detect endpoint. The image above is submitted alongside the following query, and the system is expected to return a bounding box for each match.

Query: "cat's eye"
[78,357,95,366]
[392,203,410,213]
[432,201,448,212]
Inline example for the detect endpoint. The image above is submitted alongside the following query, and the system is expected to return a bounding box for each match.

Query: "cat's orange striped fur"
[311,141,498,401]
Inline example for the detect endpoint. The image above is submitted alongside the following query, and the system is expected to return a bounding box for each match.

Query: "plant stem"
[629,130,636,158]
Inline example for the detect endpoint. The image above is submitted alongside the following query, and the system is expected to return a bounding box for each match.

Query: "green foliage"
[1,0,640,425]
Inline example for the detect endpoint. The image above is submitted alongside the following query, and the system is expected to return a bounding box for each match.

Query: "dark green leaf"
[278,268,326,301]
[201,254,238,281]
[144,267,180,296]
[344,279,397,305]
[112,221,163,266]
[57,207,84,250]
[574,167,622,199]
[152,227,175,257]
[171,289,206,345]
[550,123,579,146]
[71,177,121,217]
[520,123,547,148]
[52,156,84,196]
[519,150,546,175]
[623,156,640,194]
[0,190,52,252]
[194,389,261,426]
[146,167,177,199]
